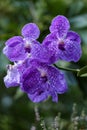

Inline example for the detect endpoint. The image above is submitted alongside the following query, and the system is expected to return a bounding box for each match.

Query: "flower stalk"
[54,64,80,73]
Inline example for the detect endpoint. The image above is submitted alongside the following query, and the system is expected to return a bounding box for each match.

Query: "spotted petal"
[5,36,23,46]
[46,66,67,94]
[42,33,59,63]
[28,90,49,103]
[4,65,20,88]
[21,23,40,40]
[3,43,26,62]
[20,60,67,102]
[49,15,70,38]
[21,66,47,94]
[3,36,26,61]
[58,31,82,62]
[66,31,81,44]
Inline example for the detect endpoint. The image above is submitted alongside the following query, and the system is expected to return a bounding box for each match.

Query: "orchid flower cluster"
[3,15,82,103]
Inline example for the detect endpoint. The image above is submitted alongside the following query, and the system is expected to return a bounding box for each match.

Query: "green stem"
[54,64,80,73]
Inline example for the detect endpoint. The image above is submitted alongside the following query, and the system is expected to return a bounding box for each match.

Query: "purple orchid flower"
[20,60,67,102]
[3,15,82,103]
[42,15,82,62]
[4,59,68,102]
[3,23,41,62]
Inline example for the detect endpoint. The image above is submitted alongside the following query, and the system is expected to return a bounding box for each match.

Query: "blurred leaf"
[68,0,84,16]
[77,65,87,77]
[54,63,79,73]
[79,30,87,44]
[0,53,9,73]
[46,0,68,15]
[70,14,87,28]
[14,88,24,100]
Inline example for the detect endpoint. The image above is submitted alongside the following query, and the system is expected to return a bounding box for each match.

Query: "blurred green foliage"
[0,0,87,129]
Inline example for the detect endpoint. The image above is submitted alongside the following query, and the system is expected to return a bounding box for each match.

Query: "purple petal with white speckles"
[66,31,81,44]
[42,42,59,64]
[58,31,82,62]
[21,23,40,40]
[33,60,67,96]
[20,60,67,102]
[28,90,49,103]
[3,42,26,61]
[21,66,47,94]
[5,36,23,46]
[49,15,70,38]
[42,32,57,43]
[46,65,67,94]
[42,33,59,63]
[4,65,20,88]
[3,36,26,61]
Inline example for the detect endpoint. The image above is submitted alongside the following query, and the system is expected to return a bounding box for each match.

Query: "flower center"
[58,40,65,51]
[25,46,31,53]
[41,75,48,83]
[24,38,31,53]
[38,68,48,83]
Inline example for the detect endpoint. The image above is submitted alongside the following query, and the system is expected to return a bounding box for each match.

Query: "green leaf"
[70,14,87,28]
[0,53,9,73]
[79,30,87,44]
[46,0,68,15]
[68,1,84,16]
[77,65,87,77]
[54,64,79,73]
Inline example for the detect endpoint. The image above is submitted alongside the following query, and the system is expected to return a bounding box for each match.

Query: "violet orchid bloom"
[4,59,30,88]
[42,15,82,62]
[3,23,41,62]
[20,60,67,102]
[3,15,82,103]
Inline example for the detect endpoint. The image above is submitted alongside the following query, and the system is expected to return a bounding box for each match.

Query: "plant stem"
[54,64,80,73]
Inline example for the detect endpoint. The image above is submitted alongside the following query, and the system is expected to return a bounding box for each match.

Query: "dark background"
[0,0,87,129]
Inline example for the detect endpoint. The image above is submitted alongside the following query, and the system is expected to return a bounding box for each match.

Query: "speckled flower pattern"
[3,15,82,103]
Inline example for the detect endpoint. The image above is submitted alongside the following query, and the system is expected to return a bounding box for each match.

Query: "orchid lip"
[58,43,65,51]
[57,39,65,51]
[38,68,48,82]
